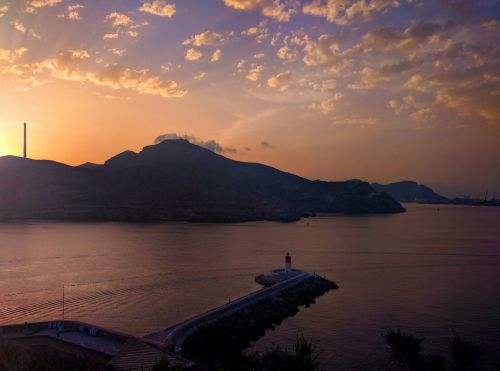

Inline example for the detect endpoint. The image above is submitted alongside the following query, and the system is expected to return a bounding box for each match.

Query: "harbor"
[0,254,338,370]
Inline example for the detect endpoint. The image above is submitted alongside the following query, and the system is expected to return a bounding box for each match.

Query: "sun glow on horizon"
[0,0,498,197]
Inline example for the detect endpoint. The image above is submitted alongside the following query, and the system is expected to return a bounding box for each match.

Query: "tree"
[151,353,181,371]
[450,331,483,370]
[383,329,425,371]
[383,329,484,371]
[258,335,320,371]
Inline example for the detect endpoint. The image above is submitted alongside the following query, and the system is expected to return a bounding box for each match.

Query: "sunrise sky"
[0,0,499,197]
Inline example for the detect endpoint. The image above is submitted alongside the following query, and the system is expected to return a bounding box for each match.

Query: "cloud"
[185,48,203,61]
[25,0,62,13]
[183,30,233,46]
[277,45,298,63]
[0,48,28,65]
[11,20,27,33]
[2,49,89,90]
[194,71,206,81]
[302,0,399,25]
[309,93,345,114]
[403,74,426,91]
[10,20,41,39]
[302,34,344,67]
[139,0,176,18]
[435,84,499,126]
[161,62,181,73]
[362,20,451,50]
[0,5,9,18]
[378,57,420,77]
[482,19,497,32]
[211,49,222,62]
[304,78,337,91]
[154,133,225,153]
[267,70,293,91]
[241,21,269,43]
[58,4,84,20]
[236,59,246,73]
[223,0,297,22]
[103,33,119,40]
[87,64,187,98]
[347,67,382,89]
[111,48,126,57]
[246,64,265,81]
[0,48,187,98]
[103,12,148,39]
[347,57,420,90]
[388,95,436,122]
[105,12,133,27]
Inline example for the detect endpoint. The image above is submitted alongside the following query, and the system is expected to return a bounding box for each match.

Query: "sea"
[1,204,499,370]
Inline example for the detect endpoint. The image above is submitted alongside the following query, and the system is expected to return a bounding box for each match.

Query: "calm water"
[1,204,499,370]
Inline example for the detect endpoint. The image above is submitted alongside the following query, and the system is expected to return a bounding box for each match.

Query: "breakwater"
[181,274,337,366]
[2,271,338,370]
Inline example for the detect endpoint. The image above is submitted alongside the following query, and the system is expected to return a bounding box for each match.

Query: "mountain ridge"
[371,181,449,203]
[0,139,405,221]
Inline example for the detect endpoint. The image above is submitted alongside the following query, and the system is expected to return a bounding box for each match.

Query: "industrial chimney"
[23,123,27,159]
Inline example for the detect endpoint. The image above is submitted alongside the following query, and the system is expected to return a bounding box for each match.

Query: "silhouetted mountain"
[371,181,449,203]
[77,162,102,169]
[0,140,404,221]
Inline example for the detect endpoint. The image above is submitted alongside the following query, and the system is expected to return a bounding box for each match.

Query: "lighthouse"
[285,252,292,275]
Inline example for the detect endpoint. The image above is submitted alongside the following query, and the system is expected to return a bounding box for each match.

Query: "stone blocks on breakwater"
[181,274,338,365]
[255,268,304,286]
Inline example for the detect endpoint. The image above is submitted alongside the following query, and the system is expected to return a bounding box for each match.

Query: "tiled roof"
[109,337,194,370]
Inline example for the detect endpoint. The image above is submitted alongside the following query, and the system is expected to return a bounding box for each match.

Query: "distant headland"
[372,181,500,207]
[0,139,404,222]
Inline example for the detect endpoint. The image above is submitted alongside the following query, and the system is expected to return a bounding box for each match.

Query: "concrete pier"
[145,271,313,348]
[1,270,337,370]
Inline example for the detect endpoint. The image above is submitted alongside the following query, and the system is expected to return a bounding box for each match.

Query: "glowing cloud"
[267,71,293,91]
[246,64,265,81]
[139,1,176,18]
[58,4,84,21]
[223,0,296,22]
[183,31,233,46]
[211,49,222,63]
[25,0,62,13]
[185,48,203,61]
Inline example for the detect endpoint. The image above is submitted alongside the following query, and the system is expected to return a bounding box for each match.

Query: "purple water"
[1,204,499,369]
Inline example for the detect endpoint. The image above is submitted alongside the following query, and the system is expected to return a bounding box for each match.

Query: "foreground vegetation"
[383,329,484,371]
[0,329,487,371]
[151,335,319,371]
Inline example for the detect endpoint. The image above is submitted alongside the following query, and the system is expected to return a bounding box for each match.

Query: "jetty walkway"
[145,271,312,348]
[1,269,336,369]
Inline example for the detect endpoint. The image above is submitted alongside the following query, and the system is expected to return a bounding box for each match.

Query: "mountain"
[0,139,404,222]
[371,181,449,203]
[77,162,102,169]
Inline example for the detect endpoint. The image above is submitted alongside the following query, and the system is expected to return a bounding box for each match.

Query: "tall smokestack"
[23,123,27,159]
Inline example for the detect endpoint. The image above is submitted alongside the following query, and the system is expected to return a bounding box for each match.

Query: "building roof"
[109,337,194,370]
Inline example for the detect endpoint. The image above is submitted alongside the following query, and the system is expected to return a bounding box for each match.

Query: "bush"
[383,329,484,371]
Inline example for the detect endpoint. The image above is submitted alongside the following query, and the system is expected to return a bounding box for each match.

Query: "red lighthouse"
[285,252,292,274]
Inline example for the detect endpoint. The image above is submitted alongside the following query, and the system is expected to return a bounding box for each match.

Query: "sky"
[0,0,499,197]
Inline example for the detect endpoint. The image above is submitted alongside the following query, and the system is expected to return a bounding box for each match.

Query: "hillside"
[0,139,405,221]
[371,181,449,203]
